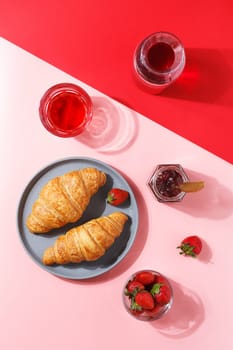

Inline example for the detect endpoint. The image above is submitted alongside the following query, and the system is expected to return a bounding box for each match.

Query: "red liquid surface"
[48,92,86,131]
[147,42,175,72]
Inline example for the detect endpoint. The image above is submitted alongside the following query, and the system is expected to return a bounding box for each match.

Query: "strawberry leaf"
[107,193,115,203]
[130,299,142,311]
[177,243,196,257]
[150,283,162,296]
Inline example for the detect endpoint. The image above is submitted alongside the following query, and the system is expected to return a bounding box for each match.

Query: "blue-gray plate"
[17,157,139,279]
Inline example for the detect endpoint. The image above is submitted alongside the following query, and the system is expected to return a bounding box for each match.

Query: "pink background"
[1,38,233,350]
[1,0,233,164]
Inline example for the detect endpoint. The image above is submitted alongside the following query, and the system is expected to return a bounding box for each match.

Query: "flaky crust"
[26,168,106,233]
[42,212,128,265]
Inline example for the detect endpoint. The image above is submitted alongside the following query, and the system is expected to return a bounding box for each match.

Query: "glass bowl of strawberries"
[123,269,173,321]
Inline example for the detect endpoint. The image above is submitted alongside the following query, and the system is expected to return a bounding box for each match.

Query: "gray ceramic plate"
[17,157,139,279]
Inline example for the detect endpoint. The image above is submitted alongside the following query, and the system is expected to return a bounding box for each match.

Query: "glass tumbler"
[39,83,93,137]
[123,269,173,321]
[133,32,186,94]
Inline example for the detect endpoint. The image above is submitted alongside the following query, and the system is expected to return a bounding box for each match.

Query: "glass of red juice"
[39,83,93,137]
[133,32,186,94]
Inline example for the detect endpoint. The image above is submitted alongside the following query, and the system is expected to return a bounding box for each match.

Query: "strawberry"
[125,280,144,295]
[177,235,202,257]
[130,308,144,316]
[151,283,171,306]
[134,271,155,285]
[146,304,162,316]
[133,291,155,310]
[155,275,168,285]
[107,188,129,206]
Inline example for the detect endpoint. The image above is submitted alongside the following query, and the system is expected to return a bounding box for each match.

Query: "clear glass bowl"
[122,269,173,321]
[148,164,190,202]
[39,83,93,137]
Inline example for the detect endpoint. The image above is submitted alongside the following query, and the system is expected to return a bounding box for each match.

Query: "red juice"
[133,32,186,93]
[39,83,93,137]
[147,42,175,72]
[48,92,87,131]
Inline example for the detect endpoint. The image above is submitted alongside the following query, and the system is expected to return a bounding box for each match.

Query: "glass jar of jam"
[148,164,189,202]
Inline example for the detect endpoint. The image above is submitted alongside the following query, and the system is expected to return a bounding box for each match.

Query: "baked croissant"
[26,167,106,233]
[42,212,128,265]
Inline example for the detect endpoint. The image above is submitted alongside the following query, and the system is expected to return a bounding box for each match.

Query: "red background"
[1,0,233,164]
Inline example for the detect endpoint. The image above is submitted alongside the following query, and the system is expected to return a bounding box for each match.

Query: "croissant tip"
[42,247,56,265]
[112,211,128,219]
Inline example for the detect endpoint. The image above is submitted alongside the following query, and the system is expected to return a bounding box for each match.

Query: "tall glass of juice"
[39,83,93,137]
[133,32,186,94]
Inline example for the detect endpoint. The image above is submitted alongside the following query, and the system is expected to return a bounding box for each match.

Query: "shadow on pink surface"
[76,96,139,153]
[151,280,205,338]
[194,237,213,264]
[171,169,233,220]
[161,48,233,106]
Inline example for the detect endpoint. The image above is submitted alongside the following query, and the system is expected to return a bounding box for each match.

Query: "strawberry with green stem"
[107,188,129,206]
[177,235,202,257]
[151,282,171,306]
[125,280,144,296]
[131,290,155,311]
[134,271,155,285]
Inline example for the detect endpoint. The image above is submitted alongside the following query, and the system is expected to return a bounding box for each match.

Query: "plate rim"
[17,156,139,280]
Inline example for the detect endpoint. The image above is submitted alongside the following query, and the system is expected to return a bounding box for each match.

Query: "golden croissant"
[26,167,106,233]
[42,212,128,265]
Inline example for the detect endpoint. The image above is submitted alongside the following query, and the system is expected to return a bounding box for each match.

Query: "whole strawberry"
[125,280,144,295]
[107,188,129,206]
[134,271,155,285]
[177,235,202,257]
[132,290,155,310]
[151,283,171,306]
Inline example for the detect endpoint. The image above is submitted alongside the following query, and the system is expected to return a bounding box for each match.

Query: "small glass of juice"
[39,83,93,137]
[133,32,186,94]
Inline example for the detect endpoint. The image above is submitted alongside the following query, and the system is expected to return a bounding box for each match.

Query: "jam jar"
[148,164,189,202]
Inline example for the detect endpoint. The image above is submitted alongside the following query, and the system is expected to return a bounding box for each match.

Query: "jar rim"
[134,31,186,86]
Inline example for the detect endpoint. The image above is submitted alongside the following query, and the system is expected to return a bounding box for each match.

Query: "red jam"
[148,164,189,203]
[147,42,175,72]
[156,169,183,198]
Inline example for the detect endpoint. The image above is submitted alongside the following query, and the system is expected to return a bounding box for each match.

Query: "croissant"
[42,212,128,265]
[26,167,106,233]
